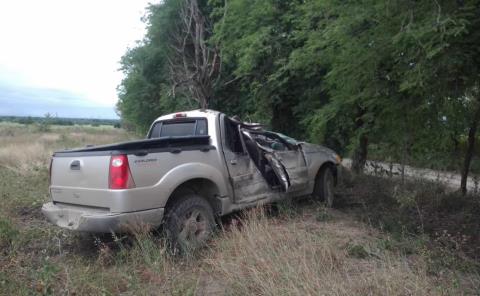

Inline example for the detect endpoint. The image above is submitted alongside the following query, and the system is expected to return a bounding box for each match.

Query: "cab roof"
[152,109,221,123]
[152,109,264,130]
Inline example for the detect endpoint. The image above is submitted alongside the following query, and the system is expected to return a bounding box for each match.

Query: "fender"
[304,153,337,194]
[156,162,229,206]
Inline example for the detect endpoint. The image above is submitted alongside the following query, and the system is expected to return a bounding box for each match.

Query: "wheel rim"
[178,209,210,247]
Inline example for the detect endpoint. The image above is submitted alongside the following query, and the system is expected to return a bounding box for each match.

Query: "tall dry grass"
[207,208,479,295]
[0,123,133,174]
[1,123,479,295]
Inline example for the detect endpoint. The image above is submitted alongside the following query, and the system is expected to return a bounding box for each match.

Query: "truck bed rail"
[53,135,213,157]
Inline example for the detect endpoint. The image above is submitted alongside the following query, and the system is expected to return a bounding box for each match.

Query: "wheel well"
[316,162,338,185]
[166,178,222,215]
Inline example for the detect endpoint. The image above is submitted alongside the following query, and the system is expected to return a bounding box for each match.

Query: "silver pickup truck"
[42,109,341,250]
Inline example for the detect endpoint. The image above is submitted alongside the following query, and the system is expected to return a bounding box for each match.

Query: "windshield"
[273,132,298,145]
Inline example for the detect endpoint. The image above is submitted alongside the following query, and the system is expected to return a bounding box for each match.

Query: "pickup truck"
[42,109,341,250]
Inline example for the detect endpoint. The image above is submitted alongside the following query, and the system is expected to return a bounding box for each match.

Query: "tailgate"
[50,155,111,207]
[51,156,110,189]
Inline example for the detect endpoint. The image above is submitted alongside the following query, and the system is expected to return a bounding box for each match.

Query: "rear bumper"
[41,202,164,233]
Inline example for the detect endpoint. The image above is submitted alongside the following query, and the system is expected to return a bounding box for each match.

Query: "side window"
[195,119,207,135]
[224,119,244,153]
[149,123,162,138]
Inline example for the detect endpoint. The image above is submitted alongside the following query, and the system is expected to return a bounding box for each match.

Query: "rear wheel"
[164,194,215,254]
[313,166,335,207]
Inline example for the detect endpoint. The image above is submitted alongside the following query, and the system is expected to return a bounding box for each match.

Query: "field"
[1,123,479,295]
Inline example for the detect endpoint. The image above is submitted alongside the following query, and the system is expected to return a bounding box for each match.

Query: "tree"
[461,93,480,194]
[390,0,480,193]
[210,0,326,137]
[117,1,197,134]
[117,0,480,191]
[168,0,221,108]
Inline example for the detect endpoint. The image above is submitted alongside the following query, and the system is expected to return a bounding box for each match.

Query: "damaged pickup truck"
[42,109,341,250]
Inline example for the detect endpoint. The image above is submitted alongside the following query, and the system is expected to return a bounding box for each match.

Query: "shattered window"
[252,133,290,151]
[224,119,244,153]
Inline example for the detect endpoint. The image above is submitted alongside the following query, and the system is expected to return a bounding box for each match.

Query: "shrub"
[337,172,480,269]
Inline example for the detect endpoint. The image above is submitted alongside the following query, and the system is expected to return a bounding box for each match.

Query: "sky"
[0,0,153,119]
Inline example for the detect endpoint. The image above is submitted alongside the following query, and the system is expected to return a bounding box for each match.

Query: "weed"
[315,204,332,222]
[346,243,370,259]
[33,260,61,295]
[0,216,18,251]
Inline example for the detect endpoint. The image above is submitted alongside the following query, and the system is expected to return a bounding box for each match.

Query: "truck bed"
[53,135,212,157]
[49,134,218,211]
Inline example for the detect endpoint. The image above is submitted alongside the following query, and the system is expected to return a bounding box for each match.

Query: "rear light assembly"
[173,113,187,118]
[109,154,135,189]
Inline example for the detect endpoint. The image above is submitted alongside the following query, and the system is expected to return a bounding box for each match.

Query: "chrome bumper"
[42,202,164,233]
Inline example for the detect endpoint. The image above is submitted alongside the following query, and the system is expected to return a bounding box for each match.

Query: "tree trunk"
[168,0,220,108]
[461,99,480,195]
[352,107,369,174]
[352,133,368,174]
[401,113,413,184]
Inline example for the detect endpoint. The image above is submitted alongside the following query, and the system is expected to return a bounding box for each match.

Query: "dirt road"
[342,158,478,193]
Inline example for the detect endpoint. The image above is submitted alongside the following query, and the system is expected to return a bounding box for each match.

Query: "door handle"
[230,159,237,165]
[70,160,80,170]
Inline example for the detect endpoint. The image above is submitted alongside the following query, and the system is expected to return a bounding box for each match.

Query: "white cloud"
[0,0,152,110]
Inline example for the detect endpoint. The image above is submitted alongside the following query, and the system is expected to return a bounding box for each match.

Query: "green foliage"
[117,1,203,135]
[37,112,53,132]
[210,0,328,137]
[118,0,480,176]
[346,243,370,259]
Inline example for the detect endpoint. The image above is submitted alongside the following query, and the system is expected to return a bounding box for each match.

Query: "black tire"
[313,166,335,207]
[164,194,215,254]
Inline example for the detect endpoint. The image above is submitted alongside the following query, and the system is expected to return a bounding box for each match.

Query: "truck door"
[270,148,308,192]
[252,132,309,193]
[220,115,271,203]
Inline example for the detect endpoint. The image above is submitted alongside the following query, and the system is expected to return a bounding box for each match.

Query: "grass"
[336,169,480,268]
[0,123,479,295]
[0,122,132,175]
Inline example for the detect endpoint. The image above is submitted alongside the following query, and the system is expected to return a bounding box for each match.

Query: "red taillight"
[109,155,135,189]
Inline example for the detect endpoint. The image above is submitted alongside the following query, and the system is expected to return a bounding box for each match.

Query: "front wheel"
[313,166,335,207]
[164,194,215,254]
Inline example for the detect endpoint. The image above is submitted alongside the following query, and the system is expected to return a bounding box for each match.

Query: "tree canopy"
[117,0,480,193]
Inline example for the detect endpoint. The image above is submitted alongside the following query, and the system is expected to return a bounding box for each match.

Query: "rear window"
[149,118,208,138]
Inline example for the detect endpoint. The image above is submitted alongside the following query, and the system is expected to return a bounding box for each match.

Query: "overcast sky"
[0,0,153,119]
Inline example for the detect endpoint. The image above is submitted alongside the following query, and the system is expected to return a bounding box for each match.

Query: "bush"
[337,171,480,268]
